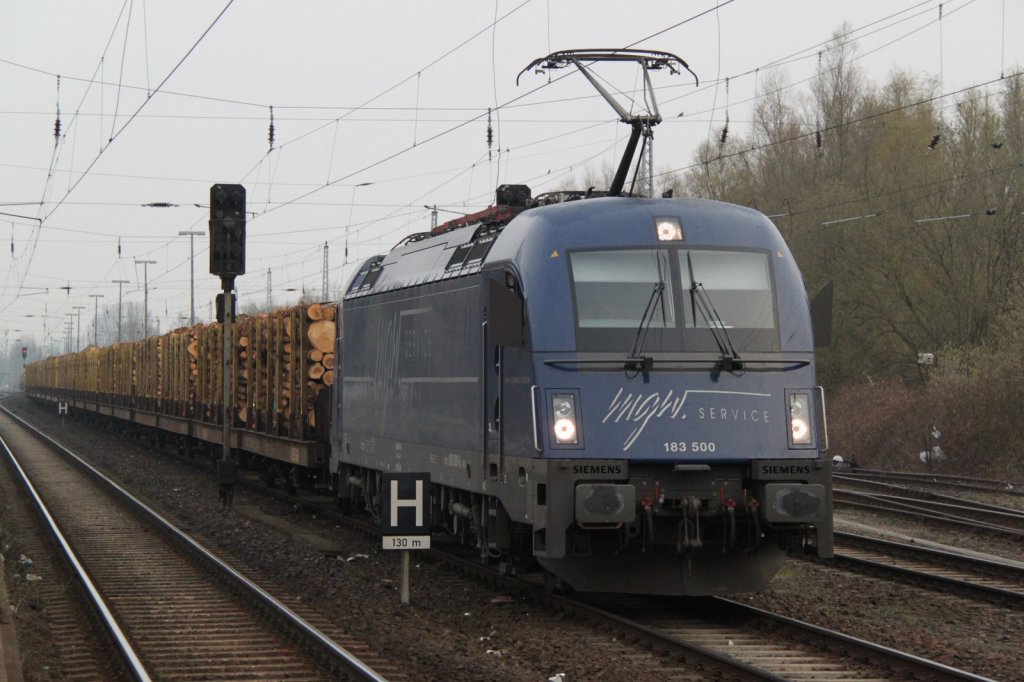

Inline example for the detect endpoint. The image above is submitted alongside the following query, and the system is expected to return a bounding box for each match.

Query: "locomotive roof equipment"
[519,49,698,197]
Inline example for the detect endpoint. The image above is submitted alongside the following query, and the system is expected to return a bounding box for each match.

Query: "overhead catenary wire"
[81,67,1024,315]
[2,0,239,318]
[43,0,239,224]
[236,0,535,188]
[658,72,1022,181]
[244,0,740,227]
[109,0,135,143]
[660,0,976,131]
[0,1,958,133]
[2,20,983,220]
[2,0,132,312]
[6,0,1012,338]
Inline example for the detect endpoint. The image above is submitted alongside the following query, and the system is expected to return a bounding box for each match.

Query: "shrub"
[828,337,1024,480]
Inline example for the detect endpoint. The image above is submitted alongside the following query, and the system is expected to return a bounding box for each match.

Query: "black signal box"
[209,184,246,277]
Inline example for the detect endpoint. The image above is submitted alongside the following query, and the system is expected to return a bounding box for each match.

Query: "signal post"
[209,183,246,507]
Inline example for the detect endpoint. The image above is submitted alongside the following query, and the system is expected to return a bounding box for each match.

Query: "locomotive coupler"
[676,496,703,552]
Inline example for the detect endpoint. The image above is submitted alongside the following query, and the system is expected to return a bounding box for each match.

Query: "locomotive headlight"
[789,392,812,446]
[655,216,683,241]
[552,394,578,444]
[791,416,810,443]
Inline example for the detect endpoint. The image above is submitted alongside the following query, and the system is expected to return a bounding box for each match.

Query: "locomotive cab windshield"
[569,246,778,355]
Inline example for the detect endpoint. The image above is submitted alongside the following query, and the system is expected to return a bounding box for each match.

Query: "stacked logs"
[188,322,222,421]
[306,301,336,383]
[24,300,340,441]
[232,302,339,438]
[234,315,256,426]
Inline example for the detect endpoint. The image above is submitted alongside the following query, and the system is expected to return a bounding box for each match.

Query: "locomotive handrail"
[481,320,488,468]
[530,385,541,453]
[816,385,829,452]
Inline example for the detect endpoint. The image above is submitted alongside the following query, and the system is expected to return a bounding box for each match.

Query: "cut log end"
[307,320,335,353]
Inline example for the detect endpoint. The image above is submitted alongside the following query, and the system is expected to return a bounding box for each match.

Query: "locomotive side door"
[484,270,525,481]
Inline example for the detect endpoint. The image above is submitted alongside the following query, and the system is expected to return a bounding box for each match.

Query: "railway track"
[0,406,394,681]
[25,426,985,679]
[433,544,991,680]
[3,396,1007,680]
[828,531,1024,607]
[90,432,1008,679]
[226,463,1007,678]
[233,467,1005,678]
[838,469,1023,498]
[833,483,1024,537]
[566,593,992,682]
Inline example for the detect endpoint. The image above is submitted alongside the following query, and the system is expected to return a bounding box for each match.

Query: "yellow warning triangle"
[550,250,560,258]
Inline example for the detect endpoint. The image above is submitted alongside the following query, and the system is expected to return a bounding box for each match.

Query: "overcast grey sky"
[1,0,1020,348]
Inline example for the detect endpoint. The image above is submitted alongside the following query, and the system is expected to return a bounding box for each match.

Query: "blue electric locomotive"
[334,185,832,595]
[19,48,830,595]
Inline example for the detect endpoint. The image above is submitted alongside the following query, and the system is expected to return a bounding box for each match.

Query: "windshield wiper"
[686,253,742,371]
[627,255,668,374]
[691,281,743,371]
[627,281,665,373]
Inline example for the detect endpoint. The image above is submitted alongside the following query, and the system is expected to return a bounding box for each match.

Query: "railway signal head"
[209,183,246,277]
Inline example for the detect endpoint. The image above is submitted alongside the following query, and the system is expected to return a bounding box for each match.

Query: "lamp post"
[72,305,86,351]
[112,279,129,342]
[135,259,156,338]
[89,294,104,346]
[179,230,204,325]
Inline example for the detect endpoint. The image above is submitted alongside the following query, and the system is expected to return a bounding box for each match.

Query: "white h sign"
[382,472,431,550]
[390,479,424,528]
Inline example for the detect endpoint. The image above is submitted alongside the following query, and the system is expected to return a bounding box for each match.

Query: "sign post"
[382,472,431,604]
[209,183,246,508]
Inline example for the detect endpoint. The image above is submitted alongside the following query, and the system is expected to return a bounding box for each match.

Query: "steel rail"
[0,404,387,682]
[0,431,153,681]
[828,531,1024,606]
[710,597,994,682]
